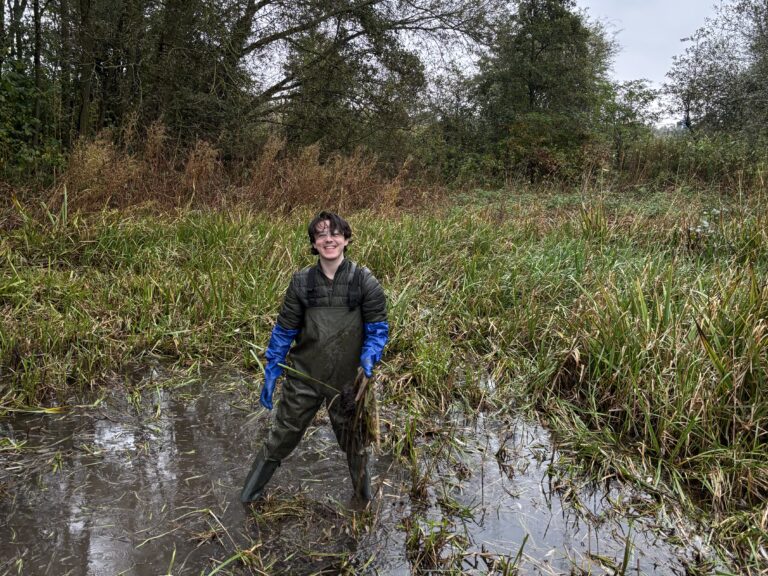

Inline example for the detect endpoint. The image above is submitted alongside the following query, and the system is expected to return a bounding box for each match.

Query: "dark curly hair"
[308,211,353,255]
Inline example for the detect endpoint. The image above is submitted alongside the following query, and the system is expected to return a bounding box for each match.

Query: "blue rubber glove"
[260,324,299,410]
[360,321,389,377]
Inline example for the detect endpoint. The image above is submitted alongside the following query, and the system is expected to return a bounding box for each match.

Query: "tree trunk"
[222,0,257,84]
[113,0,143,131]
[59,0,75,146]
[77,0,94,137]
[33,0,42,148]
[121,0,143,124]
[0,0,5,76]
[153,0,188,117]
[11,0,29,60]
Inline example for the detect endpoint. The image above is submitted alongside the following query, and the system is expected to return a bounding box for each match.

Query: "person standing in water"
[241,211,389,503]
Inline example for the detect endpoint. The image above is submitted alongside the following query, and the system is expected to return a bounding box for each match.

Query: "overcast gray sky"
[577,0,719,87]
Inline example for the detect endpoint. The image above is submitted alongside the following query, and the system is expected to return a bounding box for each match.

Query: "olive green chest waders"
[240,300,372,502]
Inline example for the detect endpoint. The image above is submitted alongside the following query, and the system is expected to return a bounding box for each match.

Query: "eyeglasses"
[315,231,344,240]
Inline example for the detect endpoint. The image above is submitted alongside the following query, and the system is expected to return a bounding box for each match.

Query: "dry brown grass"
[44,128,441,214]
[143,121,171,172]
[52,134,143,212]
[235,136,430,213]
[182,140,223,202]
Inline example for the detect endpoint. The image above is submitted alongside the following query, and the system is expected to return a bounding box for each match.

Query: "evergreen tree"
[472,0,614,180]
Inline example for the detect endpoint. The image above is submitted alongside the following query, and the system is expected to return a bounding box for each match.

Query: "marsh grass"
[1,189,767,570]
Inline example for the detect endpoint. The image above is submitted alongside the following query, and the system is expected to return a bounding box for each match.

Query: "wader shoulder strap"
[348,262,362,311]
[307,266,319,308]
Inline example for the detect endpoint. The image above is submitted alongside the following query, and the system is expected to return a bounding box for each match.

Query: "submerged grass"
[1,188,767,570]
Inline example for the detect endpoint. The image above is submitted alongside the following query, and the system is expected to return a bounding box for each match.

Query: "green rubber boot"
[347,450,372,502]
[240,449,280,503]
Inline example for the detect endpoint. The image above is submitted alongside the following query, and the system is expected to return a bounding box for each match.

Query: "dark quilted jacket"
[276,259,387,330]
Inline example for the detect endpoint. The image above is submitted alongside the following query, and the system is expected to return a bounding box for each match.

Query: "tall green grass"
[0,190,766,569]
[617,133,768,193]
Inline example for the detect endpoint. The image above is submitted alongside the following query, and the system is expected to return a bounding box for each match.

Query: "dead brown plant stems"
[44,132,438,215]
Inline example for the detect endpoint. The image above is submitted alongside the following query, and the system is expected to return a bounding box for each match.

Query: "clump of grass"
[237,137,428,212]
[182,140,223,201]
[403,515,465,572]
[58,135,143,211]
[543,260,768,508]
[246,489,361,573]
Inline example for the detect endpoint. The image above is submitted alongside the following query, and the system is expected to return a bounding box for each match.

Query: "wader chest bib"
[288,263,363,395]
[289,306,362,393]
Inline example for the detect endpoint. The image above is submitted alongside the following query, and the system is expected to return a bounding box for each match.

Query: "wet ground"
[0,367,718,575]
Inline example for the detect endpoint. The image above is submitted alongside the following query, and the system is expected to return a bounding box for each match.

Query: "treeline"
[2,0,768,201]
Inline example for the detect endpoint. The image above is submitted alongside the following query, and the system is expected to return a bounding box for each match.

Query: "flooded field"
[0,367,719,575]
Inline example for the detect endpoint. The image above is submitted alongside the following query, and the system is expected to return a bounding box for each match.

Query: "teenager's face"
[312,220,349,262]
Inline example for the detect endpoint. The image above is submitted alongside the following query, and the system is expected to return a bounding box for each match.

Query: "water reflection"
[357,412,701,575]
[0,368,711,575]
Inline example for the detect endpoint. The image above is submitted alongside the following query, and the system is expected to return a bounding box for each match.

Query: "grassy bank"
[1,189,766,570]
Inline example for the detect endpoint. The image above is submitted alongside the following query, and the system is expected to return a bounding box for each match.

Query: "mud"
[0,367,717,575]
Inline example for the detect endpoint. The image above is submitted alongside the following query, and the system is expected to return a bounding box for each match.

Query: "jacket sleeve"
[360,267,387,324]
[276,273,305,330]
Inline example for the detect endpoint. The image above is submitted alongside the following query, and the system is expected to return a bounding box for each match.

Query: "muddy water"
[0,368,714,575]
